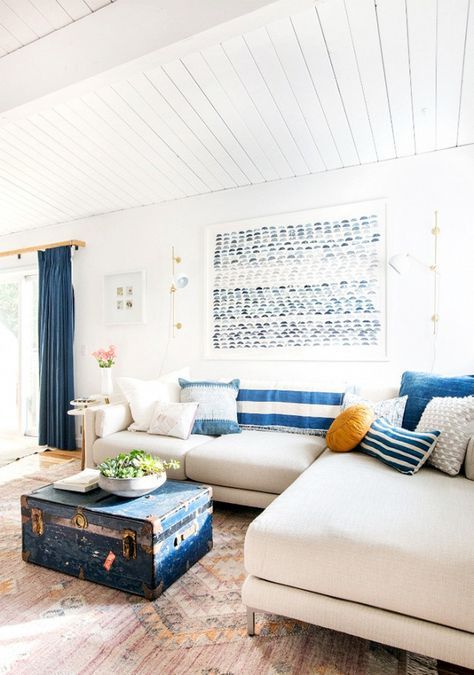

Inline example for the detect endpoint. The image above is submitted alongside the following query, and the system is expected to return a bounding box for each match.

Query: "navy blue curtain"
[38,246,76,450]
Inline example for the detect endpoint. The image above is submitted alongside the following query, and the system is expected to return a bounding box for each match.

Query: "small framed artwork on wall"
[104,271,146,325]
[205,200,387,361]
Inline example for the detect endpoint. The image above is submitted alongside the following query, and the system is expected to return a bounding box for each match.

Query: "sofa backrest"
[356,385,399,401]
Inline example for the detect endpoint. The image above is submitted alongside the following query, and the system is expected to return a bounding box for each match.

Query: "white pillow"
[95,402,133,438]
[117,367,190,431]
[343,392,408,428]
[148,401,199,439]
[416,395,474,476]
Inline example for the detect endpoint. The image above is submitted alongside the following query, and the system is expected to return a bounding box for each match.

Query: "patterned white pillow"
[342,392,408,428]
[148,402,199,440]
[416,396,474,475]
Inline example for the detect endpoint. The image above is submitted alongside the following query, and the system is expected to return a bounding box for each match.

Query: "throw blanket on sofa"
[237,380,347,436]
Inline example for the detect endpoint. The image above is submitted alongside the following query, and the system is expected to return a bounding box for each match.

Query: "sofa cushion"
[399,371,474,430]
[92,431,212,480]
[95,402,133,438]
[186,430,327,494]
[245,450,474,633]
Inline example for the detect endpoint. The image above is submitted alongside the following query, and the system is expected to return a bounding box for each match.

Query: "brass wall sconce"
[170,246,189,337]
[389,211,440,335]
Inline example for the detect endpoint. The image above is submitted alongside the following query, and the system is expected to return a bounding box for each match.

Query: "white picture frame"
[104,270,146,325]
[205,200,387,361]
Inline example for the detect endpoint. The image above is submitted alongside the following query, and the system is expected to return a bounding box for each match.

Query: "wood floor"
[0,447,81,481]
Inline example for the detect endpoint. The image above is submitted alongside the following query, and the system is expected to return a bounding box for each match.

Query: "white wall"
[1,145,473,398]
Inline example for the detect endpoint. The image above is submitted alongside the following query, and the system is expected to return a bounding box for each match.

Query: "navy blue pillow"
[399,371,474,430]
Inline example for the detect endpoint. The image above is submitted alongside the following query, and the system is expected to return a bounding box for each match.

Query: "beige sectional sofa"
[84,387,474,668]
[85,402,327,508]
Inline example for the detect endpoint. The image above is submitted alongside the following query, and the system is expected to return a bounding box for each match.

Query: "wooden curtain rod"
[0,239,86,259]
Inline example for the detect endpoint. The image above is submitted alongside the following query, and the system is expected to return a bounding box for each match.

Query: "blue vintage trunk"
[21,481,213,599]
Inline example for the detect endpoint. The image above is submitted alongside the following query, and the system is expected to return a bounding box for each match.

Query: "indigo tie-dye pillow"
[179,379,241,435]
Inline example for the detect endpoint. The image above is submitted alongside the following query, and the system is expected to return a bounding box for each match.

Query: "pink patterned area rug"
[1,458,437,675]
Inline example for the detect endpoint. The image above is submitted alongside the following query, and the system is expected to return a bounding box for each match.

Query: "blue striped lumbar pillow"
[360,417,440,474]
[237,380,346,436]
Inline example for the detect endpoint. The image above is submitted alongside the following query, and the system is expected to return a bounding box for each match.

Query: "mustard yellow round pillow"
[326,404,374,452]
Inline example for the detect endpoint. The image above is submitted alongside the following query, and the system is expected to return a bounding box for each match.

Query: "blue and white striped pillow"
[360,417,440,474]
[237,380,346,436]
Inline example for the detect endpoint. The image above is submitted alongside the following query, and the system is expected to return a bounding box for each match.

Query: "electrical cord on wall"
[430,270,440,373]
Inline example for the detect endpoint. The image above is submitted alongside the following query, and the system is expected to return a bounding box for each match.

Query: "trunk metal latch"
[122,529,137,560]
[31,508,44,536]
[72,510,88,529]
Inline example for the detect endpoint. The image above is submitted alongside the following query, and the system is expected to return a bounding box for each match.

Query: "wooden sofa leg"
[247,607,256,636]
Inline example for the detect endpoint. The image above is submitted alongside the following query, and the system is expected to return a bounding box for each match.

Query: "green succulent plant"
[98,450,180,479]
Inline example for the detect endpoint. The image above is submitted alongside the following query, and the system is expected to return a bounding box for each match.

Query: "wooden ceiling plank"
[57,0,91,21]
[0,123,131,213]
[344,0,396,161]
[106,80,212,194]
[0,0,39,45]
[145,66,243,187]
[181,49,279,182]
[28,0,70,30]
[130,71,230,191]
[267,16,341,170]
[2,0,53,37]
[436,0,470,149]
[406,0,437,154]
[374,0,415,157]
[1,0,317,120]
[0,172,71,220]
[291,7,359,167]
[62,96,181,200]
[85,0,112,10]
[0,186,53,225]
[164,59,259,184]
[202,43,293,180]
[316,0,377,164]
[458,1,474,145]
[244,25,324,173]
[222,34,308,176]
[46,102,169,204]
[34,109,150,207]
[0,22,22,53]
[7,118,130,211]
[0,148,85,218]
[86,88,200,197]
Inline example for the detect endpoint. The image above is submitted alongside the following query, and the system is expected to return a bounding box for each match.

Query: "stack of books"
[53,469,100,493]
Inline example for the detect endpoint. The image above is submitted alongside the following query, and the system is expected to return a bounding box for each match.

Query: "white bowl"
[98,472,166,498]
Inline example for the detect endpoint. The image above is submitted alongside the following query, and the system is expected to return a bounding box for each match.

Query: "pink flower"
[92,344,118,368]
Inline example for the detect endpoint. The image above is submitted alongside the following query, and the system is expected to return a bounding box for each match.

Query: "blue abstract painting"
[206,201,386,360]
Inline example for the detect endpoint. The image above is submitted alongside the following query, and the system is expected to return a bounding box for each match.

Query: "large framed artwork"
[205,200,387,361]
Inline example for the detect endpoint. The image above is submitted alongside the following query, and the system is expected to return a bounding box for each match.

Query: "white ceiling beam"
[0,0,316,123]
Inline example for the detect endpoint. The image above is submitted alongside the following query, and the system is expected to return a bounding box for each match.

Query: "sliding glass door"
[0,269,39,438]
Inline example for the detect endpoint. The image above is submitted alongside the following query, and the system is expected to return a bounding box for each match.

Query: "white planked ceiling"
[0,0,114,56]
[0,0,473,235]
